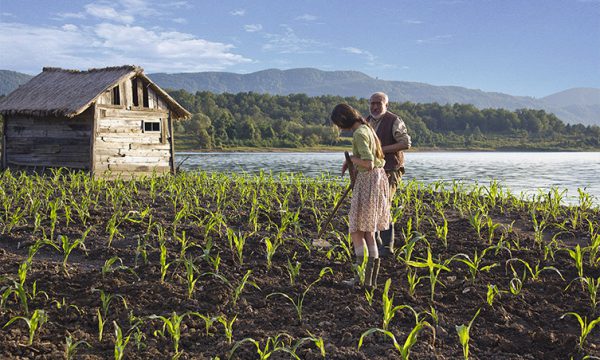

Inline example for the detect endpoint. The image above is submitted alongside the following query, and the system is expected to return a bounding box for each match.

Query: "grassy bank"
[0,170,598,359]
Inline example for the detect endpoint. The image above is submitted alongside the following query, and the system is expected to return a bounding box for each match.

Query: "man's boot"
[378,223,395,257]
[371,258,380,288]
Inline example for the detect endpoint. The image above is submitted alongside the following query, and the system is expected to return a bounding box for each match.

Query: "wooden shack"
[0,65,190,177]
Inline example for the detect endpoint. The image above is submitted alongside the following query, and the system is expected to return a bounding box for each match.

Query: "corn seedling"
[486,284,504,307]
[358,320,435,360]
[456,247,499,284]
[263,237,279,269]
[565,277,599,313]
[286,257,301,285]
[150,311,204,356]
[59,231,89,276]
[226,228,247,265]
[292,331,326,358]
[4,309,48,345]
[456,308,481,360]
[229,333,291,360]
[406,268,423,297]
[218,314,237,344]
[405,248,451,302]
[182,256,200,299]
[267,267,332,321]
[381,279,419,330]
[113,321,131,360]
[506,258,564,282]
[564,245,586,278]
[232,270,260,307]
[365,287,375,306]
[469,210,486,239]
[560,312,600,349]
[65,332,91,360]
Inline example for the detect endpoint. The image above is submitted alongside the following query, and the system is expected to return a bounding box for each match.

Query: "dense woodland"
[1,91,599,151]
[168,90,600,150]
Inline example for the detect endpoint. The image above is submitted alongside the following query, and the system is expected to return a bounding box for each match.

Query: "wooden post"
[90,106,98,176]
[1,116,7,170]
[168,110,176,175]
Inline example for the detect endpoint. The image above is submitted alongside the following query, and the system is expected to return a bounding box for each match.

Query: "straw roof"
[0,65,190,119]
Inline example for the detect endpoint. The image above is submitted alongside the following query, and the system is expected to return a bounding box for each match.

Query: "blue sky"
[0,0,598,97]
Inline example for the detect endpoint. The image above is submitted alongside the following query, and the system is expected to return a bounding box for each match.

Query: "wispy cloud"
[54,12,86,20]
[85,3,134,24]
[295,14,317,21]
[244,24,263,32]
[341,46,376,62]
[262,25,324,54]
[172,17,187,24]
[230,9,245,16]
[416,34,453,44]
[404,19,423,25]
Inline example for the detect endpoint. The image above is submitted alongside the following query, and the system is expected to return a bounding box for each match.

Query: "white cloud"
[262,25,324,54]
[54,12,86,20]
[295,14,317,21]
[404,19,423,25]
[342,46,376,62]
[416,34,453,44]
[85,3,134,24]
[173,18,187,24]
[244,24,263,32]
[0,22,252,73]
[62,24,79,32]
[230,9,245,16]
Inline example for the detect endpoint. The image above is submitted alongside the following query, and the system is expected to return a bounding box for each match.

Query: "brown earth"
[1,181,599,360]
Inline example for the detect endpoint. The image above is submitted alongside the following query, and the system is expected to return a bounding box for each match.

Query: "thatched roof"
[0,65,190,119]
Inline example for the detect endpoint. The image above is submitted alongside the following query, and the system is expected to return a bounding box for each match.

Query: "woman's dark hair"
[331,103,384,160]
[330,103,367,129]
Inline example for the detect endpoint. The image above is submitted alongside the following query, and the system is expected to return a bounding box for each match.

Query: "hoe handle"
[316,151,355,239]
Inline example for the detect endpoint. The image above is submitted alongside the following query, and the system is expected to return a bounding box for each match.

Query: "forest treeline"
[168,90,600,150]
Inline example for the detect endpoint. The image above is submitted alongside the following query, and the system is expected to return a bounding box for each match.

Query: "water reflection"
[178,151,599,205]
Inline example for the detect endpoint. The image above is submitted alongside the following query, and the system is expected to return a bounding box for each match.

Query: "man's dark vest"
[371,111,404,172]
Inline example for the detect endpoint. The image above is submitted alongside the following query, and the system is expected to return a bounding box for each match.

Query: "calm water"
[177,152,600,205]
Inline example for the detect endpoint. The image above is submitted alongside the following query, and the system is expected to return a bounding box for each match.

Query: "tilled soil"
[1,179,599,360]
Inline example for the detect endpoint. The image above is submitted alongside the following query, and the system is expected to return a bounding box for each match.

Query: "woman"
[331,103,390,287]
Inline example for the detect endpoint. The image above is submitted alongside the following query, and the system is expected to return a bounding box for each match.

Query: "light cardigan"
[352,124,385,172]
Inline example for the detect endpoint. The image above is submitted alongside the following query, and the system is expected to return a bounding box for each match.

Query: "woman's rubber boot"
[343,256,364,287]
[378,223,395,257]
[364,257,375,287]
[371,258,380,288]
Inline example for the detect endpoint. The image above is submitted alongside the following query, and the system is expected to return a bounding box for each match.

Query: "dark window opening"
[142,84,149,108]
[144,121,161,132]
[112,86,120,105]
[132,78,139,106]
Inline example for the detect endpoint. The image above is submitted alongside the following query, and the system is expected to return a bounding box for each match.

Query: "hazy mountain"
[1,68,598,125]
[0,70,33,97]
[149,68,599,126]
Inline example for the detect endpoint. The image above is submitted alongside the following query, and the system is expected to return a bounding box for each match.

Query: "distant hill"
[1,68,598,125]
[0,70,33,97]
[148,68,599,126]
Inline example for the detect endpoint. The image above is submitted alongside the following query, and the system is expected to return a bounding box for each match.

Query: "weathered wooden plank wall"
[4,108,92,169]
[94,105,172,175]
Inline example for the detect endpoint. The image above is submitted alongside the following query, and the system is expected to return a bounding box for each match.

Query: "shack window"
[144,121,161,132]
[132,79,139,106]
[112,85,120,105]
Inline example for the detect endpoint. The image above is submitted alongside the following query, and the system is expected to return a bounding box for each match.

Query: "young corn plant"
[149,311,203,356]
[380,278,419,330]
[229,333,291,360]
[565,276,599,313]
[182,256,200,299]
[486,284,505,307]
[218,314,237,344]
[358,320,435,360]
[405,248,451,302]
[456,308,481,360]
[231,270,260,307]
[286,257,301,286]
[564,245,586,279]
[226,228,247,265]
[263,237,280,269]
[456,247,499,284]
[560,312,600,349]
[469,210,486,240]
[3,309,48,345]
[64,332,91,360]
[505,258,564,282]
[267,267,332,322]
[113,321,131,360]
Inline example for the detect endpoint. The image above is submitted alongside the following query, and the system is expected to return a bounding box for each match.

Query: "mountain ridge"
[1,68,598,126]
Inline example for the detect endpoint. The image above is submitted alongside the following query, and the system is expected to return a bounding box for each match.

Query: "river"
[177,151,599,205]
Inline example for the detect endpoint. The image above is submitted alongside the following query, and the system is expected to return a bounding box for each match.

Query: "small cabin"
[0,65,190,177]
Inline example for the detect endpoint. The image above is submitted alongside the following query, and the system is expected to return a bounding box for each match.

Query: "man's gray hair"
[370,92,389,105]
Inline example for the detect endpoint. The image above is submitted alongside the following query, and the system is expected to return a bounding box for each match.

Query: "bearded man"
[366,92,411,256]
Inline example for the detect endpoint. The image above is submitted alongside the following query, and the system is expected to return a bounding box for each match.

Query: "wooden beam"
[168,110,176,175]
[1,117,7,170]
[90,105,98,176]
